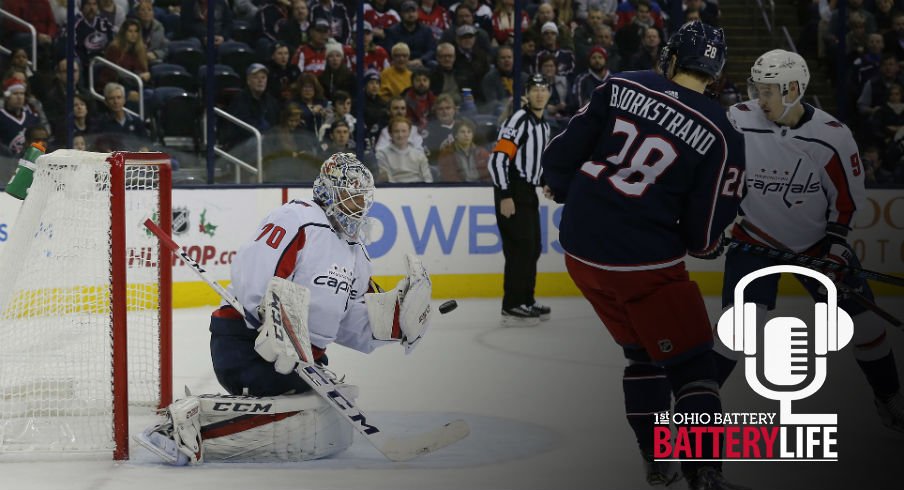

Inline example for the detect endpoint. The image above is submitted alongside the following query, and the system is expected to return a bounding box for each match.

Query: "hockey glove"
[688,237,725,261]
[365,254,434,354]
[818,230,855,284]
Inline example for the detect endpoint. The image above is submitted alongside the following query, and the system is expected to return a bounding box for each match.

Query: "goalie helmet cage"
[0,150,172,460]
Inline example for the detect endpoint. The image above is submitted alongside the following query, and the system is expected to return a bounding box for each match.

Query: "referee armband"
[492,138,518,160]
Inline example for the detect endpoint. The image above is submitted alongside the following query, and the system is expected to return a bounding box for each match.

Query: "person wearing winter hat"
[570,46,610,112]
[0,78,40,157]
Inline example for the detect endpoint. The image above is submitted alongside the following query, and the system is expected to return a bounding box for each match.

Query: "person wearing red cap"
[569,46,610,112]
[0,78,40,157]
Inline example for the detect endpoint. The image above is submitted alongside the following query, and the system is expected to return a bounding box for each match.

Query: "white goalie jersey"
[728,101,865,252]
[228,199,394,354]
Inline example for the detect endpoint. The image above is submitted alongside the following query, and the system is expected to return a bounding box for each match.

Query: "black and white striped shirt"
[488,109,550,196]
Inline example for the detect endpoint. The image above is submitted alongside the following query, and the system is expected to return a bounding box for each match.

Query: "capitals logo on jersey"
[313,263,359,309]
[747,158,821,207]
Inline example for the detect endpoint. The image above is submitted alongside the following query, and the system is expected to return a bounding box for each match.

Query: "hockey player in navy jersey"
[137,153,435,465]
[542,21,747,490]
[716,50,904,432]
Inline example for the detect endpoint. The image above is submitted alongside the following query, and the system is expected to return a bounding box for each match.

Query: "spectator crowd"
[0,0,805,186]
[799,0,904,186]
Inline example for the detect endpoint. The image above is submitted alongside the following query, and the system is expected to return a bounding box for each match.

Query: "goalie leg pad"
[195,386,357,462]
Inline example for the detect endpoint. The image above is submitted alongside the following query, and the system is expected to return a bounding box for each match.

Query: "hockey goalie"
[137,153,435,464]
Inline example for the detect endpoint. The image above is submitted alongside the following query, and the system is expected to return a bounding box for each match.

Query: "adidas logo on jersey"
[664,90,679,99]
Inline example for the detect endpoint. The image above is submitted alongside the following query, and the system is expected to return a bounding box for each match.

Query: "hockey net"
[0,150,172,460]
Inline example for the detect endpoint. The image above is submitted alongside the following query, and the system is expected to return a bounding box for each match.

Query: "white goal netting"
[0,150,170,456]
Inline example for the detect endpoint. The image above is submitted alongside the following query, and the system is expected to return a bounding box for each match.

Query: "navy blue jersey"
[542,71,745,269]
[0,107,40,156]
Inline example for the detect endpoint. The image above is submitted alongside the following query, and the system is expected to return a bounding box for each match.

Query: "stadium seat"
[217,41,256,80]
[153,88,201,150]
[150,63,196,92]
[166,41,205,77]
[197,65,243,107]
[230,20,259,47]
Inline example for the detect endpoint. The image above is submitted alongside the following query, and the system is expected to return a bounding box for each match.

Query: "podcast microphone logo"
[716,265,854,425]
[651,266,851,461]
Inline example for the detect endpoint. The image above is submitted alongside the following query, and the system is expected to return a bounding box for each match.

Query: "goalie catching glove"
[365,254,434,354]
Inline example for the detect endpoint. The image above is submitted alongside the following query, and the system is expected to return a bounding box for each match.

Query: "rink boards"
[1,186,901,306]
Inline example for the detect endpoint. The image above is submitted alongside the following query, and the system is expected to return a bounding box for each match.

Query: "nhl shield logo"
[657,339,673,353]
[172,208,190,235]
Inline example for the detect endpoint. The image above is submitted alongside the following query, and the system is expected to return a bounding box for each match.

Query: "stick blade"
[379,419,470,462]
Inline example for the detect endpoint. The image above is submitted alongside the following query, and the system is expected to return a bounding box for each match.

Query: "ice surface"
[2,296,903,490]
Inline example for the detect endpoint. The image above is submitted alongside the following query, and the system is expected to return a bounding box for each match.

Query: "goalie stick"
[723,237,904,288]
[143,219,470,462]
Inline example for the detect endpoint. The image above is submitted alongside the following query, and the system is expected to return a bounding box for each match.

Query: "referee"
[489,73,552,327]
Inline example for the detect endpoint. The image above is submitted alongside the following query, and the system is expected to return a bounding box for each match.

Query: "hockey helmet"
[525,73,550,90]
[313,153,375,240]
[659,21,726,79]
[749,49,809,99]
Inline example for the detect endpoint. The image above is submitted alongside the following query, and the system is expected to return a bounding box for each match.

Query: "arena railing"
[209,108,263,184]
[0,9,37,70]
[753,0,775,36]
[88,56,145,121]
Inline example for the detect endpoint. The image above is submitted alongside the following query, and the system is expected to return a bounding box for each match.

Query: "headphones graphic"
[716,265,854,356]
[715,265,854,425]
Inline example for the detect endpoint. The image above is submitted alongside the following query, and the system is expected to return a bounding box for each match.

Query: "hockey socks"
[666,351,723,474]
[857,351,901,402]
[712,351,738,388]
[623,362,671,453]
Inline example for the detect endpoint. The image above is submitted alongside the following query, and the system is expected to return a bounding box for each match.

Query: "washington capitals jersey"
[228,200,393,354]
[729,102,863,252]
[542,71,745,270]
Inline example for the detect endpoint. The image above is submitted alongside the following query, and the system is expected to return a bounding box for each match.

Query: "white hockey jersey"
[228,199,393,354]
[728,102,865,252]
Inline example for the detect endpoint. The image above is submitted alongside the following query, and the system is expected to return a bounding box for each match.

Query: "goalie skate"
[135,422,189,466]
[134,397,202,465]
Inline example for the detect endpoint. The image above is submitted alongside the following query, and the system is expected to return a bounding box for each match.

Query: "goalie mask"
[313,153,375,241]
[747,49,810,121]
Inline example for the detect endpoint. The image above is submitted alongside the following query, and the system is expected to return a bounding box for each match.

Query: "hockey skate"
[501,304,541,327]
[530,302,551,321]
[134,397,203,465]
[685,467,750,490]
[640,451,681,486]
[876,392,904,433]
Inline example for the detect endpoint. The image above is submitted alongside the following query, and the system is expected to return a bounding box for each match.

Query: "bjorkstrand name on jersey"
[610,84,716,155]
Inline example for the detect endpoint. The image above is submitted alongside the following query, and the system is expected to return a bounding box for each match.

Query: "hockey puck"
[439,300,458,315]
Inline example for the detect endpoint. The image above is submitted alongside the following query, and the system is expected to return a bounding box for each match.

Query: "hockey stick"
[837,284,903,328]
[722,237,904,288]
[143,219,470,462]
[724,237,903,328]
